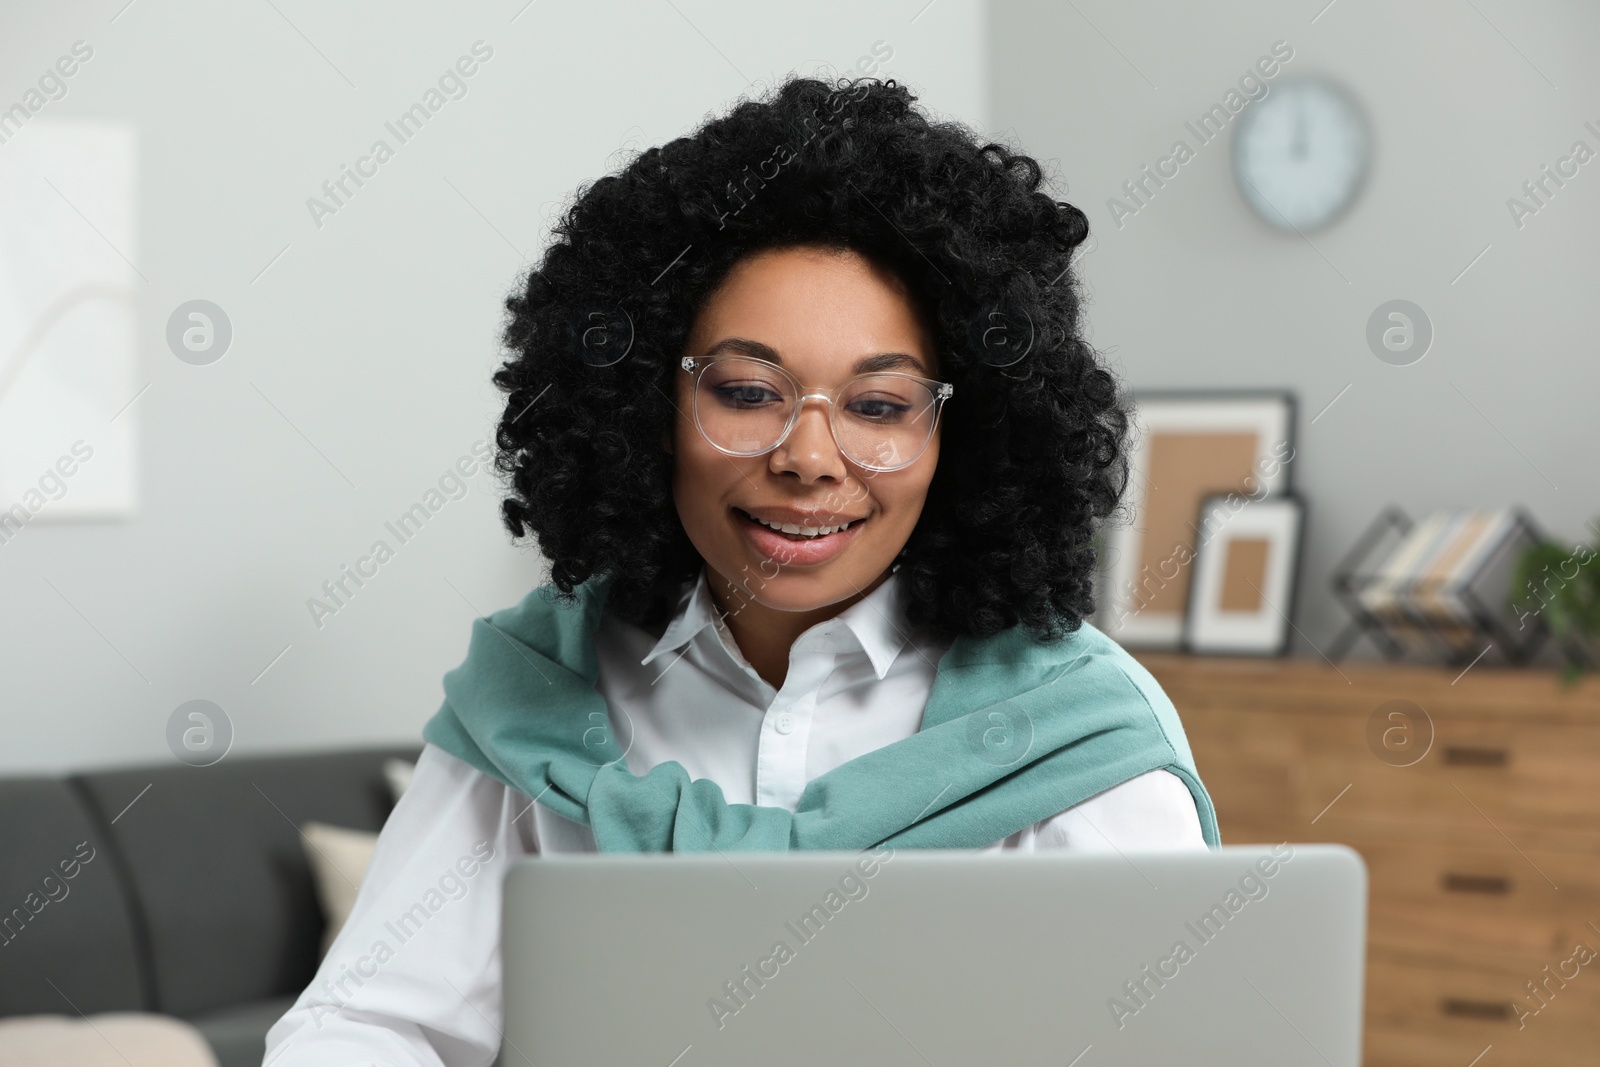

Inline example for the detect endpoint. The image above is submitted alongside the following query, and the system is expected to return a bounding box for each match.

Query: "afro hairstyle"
[490,74,1131,647]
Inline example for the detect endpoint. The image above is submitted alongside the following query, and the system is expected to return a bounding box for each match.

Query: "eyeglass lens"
[694,357,940,470]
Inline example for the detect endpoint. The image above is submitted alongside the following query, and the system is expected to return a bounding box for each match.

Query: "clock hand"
[1292,101,1307,160]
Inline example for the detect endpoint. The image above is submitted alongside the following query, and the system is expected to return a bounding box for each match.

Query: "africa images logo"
[1105,843,1295,1029]
[1106,40,1294,230]
[304,41,494,229]
[706,845,894,1030]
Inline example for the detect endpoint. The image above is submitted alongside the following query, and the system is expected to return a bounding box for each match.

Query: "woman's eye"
[849,399,910,421]
[715,384,782,407]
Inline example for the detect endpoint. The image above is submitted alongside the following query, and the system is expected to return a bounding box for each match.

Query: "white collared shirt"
[263,566,1205,1065]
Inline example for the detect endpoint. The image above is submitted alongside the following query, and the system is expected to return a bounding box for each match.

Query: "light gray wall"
[0,0,986,773]
[990,0,1599,662]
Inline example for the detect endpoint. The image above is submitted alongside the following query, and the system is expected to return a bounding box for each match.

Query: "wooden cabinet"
[1133,652,1600,1067]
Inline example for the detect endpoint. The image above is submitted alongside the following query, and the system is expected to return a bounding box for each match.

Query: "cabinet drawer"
[1185,704,1600,849]
[1364,943,1600,1067]
[1351,837,1600,958]
[1307,716,1600,846]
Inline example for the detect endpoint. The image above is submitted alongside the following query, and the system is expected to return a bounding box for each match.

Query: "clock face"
[1232,77,1370,232]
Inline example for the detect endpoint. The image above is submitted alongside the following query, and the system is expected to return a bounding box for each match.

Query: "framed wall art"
[0,119,140,521]
[1183,491,1307,656]
[1096,390,1296,649]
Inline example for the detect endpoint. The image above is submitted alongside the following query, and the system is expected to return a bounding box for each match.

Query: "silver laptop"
[499,844,1366,1066]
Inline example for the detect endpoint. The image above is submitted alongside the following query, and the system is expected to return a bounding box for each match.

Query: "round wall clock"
[1232,76,1371,233]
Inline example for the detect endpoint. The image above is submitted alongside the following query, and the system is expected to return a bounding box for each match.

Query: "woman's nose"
[772,397,847,478]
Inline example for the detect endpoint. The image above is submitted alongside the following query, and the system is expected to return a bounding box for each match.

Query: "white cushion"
[383,757,415,803]
[297,760,412,958]
[299,820,379,957]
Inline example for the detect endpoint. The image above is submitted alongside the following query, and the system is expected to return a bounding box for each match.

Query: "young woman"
[265,74,1217,1065]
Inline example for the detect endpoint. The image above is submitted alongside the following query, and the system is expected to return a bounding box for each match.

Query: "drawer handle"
[1442,872,1511,895]
[1443,746,1509,767]
[1442,998,1513,1021]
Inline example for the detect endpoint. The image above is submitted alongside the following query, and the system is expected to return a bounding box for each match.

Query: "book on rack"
[1357,511,1453,656]
[1356,508,1536,659]
[1411,510,1516,657]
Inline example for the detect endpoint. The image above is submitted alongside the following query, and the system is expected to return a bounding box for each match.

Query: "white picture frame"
[1096,391,1295,649]
[1183,492,1307,656]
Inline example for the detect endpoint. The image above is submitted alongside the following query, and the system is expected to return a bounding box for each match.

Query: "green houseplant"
[1508,520,1600,686]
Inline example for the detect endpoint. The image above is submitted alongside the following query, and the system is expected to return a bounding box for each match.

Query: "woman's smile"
[731,504,871,566]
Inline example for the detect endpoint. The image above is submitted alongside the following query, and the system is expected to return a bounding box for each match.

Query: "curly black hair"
[489,74,1131,646]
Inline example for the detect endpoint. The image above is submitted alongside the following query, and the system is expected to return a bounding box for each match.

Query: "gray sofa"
[0,744,422,1067]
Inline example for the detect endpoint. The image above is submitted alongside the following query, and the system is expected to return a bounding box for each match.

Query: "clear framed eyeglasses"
[680,354,954,473]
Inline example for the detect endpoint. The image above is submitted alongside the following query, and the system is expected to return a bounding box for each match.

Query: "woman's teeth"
[741,510,859,538]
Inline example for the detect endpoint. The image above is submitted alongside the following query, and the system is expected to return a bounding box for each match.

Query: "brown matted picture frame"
[1182,491,1307,656]
[1094,390,1296,649]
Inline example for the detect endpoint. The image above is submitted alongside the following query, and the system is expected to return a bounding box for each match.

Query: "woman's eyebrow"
[700,337,929,375]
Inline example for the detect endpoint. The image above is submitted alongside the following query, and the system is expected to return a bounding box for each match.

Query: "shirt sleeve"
[1031,768,1208,851]
[262,743,537,1067]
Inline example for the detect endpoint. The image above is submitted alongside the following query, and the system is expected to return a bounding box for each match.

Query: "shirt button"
[774,712,795,735]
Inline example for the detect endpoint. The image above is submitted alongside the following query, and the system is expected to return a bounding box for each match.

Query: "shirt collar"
[640,564,912,680]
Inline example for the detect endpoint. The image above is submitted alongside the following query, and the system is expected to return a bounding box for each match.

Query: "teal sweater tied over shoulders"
[422,570,1221,852]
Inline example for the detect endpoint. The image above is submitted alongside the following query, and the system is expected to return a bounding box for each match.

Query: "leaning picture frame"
[1182,491,1307,656]
[1095,390,1296,649]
